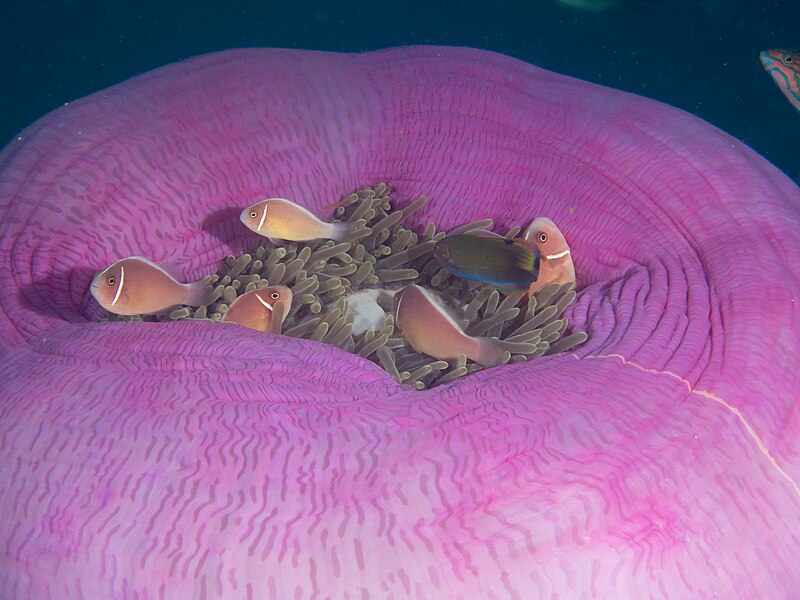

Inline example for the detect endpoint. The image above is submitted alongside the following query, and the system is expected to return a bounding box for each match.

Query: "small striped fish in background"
[760,49,800,112]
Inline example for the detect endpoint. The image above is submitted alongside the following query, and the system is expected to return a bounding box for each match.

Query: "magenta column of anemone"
[0,46,799,598]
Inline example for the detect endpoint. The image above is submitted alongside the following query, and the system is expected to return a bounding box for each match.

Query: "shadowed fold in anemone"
[0,46,799,598]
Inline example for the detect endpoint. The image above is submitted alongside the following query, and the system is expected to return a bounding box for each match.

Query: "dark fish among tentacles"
[760,49,800,112]
[434,234,541,289]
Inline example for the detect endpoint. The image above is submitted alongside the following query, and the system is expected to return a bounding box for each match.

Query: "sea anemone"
[1,46,799,597]
[109,183,586,389]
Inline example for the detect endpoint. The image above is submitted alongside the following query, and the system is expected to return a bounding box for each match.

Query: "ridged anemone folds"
[0,46,798,598]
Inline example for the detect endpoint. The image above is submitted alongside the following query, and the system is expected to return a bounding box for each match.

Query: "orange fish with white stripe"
[221,286,293,333]
[522,217,576,295]
[91,256,208,315]
[240,198,364,242]
[393,284,505,367]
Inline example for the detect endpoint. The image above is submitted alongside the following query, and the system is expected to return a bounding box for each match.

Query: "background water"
[2,0,797,184]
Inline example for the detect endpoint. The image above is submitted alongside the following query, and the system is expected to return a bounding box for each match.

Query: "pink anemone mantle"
[1,46,799,598]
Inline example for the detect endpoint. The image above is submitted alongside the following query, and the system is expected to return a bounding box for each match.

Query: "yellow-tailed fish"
[393,284,505,367]
[522,217,576,296]
[240,198,364,242]
[760,49,800,112]
[433,234,541,289]
[91,256,208,316]
[221,285,292,333]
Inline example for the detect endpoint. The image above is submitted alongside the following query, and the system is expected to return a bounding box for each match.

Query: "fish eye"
[270,292,280,300]
[107,276,115,285]
[538,232,548,243]
[249,211,258,219]
[784,55,794,64]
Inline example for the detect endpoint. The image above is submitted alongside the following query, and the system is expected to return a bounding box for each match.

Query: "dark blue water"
[2,0,797,183]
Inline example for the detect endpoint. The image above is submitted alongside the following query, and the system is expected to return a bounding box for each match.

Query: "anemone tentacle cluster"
[107,183,586,389]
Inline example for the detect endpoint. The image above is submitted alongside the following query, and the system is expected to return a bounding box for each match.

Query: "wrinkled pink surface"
[1,46,799,598]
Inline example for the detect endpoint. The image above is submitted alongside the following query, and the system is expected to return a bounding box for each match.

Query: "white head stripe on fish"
[545,249,571,260]
[258,204,268,231]
[394,289,404,316]
[255,294,274,311]
[111,265,125,306]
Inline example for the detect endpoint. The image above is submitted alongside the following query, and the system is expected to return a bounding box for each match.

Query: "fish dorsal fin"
[268,198,324,222]
[415,285,469,332]
[125,256,184,282]
[466,229,505,240]
[158,258,191,281]
[433,291,470,328]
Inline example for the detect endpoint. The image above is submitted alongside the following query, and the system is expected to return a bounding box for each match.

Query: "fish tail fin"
[329,219,372,243]
[472,337,508,368]
[184,278,212,307]
[511,241,541,280]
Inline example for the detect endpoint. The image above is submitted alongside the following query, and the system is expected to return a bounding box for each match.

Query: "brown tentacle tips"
[108,184,586,389]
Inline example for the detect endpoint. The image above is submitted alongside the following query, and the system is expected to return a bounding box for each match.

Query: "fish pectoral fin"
[268,301,287,334]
